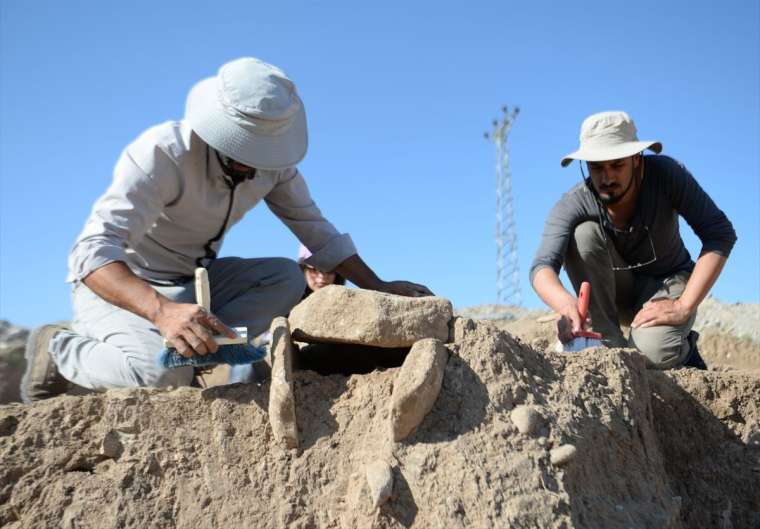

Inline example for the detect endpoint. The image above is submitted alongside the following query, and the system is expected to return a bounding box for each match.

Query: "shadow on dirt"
[648,370,760,529]
[295,343,409,376]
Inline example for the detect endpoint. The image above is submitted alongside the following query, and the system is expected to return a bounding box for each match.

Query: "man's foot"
[20,324,71,403]
[683,330,708,370]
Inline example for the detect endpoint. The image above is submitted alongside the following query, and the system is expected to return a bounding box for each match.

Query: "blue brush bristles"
[158,342,266,369]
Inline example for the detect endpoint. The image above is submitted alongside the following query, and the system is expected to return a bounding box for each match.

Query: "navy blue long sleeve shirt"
[530,155,737,284]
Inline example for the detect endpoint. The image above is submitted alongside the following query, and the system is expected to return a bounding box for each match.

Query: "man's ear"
[633,154,642,169]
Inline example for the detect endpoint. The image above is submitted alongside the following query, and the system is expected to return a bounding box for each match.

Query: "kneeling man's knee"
[629,326,688,370]
[572,221,606,256]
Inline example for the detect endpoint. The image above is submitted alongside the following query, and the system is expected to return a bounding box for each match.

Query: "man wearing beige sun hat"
[21,57,432,402]
[531,111,736,369]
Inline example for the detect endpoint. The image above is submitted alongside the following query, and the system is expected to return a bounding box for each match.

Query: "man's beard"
[599,190,624,205]
[598,176,635,205]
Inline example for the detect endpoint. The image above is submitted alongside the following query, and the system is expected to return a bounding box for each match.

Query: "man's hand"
[379,280,434,297]
[333,254,434,297]
[154,301,237,358]
[556,300,586,343]
[83,262,239,358]
[631,297,692,329]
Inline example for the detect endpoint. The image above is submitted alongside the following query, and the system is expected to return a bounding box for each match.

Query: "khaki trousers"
[49,257,305,390]
[564,221,695,369]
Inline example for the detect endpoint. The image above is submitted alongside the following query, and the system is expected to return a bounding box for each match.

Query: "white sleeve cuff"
[303,233,357,272]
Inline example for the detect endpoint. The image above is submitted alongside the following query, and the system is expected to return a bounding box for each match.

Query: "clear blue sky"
[1,0,758,327]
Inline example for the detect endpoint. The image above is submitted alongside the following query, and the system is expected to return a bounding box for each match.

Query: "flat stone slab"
[390,338,449,441]
[268,317,298,450]
[289,285,453,348]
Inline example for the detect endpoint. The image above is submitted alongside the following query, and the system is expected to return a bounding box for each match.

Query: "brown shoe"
[20,324,70,403]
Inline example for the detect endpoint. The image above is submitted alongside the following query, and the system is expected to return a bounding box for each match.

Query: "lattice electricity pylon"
[484,105,522,306]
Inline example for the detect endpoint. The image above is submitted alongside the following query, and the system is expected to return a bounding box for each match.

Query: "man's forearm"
[333,253,433,297]
[333,254,385,290]
[532,267,576,313]
[83,261,169,324]
[678,251,728,313]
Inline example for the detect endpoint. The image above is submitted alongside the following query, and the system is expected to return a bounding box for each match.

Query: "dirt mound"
[459,297,760,371]
[2,319,759,528]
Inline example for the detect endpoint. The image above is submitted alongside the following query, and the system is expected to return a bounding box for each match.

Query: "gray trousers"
[564,221,695,369]
[50,257,306,390]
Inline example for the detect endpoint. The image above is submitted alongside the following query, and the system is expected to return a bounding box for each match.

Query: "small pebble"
[101,430,124,459]
[550,444,577,466]
[510,405,543,435]
[742,423,760,447]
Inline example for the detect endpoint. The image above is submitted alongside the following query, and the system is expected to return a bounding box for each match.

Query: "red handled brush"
[558,282,603,352]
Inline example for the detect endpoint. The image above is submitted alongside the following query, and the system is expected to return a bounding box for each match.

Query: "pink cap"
[297,244,312,263]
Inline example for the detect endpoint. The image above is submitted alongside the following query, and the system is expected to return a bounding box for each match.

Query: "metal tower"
[484,105,522,306]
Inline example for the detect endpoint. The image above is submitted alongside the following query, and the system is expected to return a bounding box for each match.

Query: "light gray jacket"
[68,120,356,284]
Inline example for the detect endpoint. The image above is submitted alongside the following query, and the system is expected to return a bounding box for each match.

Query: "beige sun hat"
[560,111,662,167]
[185,57,308,170]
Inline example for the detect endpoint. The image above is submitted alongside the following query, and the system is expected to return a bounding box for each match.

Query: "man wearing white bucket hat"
[530,111,736,369]
[21,57,432,402]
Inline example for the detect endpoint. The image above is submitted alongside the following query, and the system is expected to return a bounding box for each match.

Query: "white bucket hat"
[185,57,308,170]
[560,111,661,167]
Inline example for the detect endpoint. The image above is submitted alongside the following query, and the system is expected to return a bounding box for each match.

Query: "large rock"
[289,285,453,347]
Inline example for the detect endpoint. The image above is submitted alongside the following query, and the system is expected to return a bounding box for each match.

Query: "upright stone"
[268,317,298,450]
[365,460,394,509]
[390,338,449,441]
[289,285,453,348]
